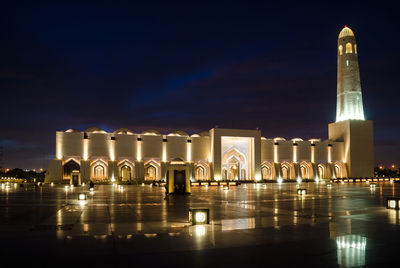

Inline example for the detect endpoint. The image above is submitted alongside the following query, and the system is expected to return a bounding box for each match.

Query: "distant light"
[82,182,85,186]
[315,178,320,183]
[78,193,87,200]
[370,183,376,188]
[277,177,283,184]
[296,178,302,184]
[51,182,54,186]
[65,185,69,190]
[327,183,332,187]
[297,189,307,195]
[89,188,94,192]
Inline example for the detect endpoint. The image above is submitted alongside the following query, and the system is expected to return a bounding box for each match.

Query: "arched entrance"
[91,159,108,180]
[144,160,160,181]
[222,148,247,180]
[118,160,134,181]
[261,161,272,180]
[63,159,80,180]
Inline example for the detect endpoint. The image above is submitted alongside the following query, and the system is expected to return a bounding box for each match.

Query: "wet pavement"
[1,182,400,267]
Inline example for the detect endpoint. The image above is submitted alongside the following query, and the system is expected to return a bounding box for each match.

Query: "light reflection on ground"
[0,182,400,266]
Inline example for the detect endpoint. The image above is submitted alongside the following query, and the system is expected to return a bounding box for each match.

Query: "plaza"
[1,182,399,267]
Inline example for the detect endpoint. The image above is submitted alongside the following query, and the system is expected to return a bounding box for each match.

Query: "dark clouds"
[1,2,399,169]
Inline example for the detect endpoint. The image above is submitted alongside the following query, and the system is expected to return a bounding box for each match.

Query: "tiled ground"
[1,182,400,267]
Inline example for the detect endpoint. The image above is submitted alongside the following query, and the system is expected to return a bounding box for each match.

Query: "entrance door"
[174,170,186,194]
[72,174,79,186]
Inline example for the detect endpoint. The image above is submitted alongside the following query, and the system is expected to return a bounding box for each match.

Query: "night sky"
[1,2,399,169]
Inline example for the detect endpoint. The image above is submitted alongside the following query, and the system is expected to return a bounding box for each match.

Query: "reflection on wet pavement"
[1,182,400,266]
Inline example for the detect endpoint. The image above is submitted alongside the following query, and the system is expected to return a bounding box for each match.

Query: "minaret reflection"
[336,235,367,267]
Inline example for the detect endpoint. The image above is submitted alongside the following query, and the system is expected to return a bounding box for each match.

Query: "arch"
[261,161,273,180]
[281,161,291,180]
[222,147,247,180]
[345,43,352,54]
[144,160,161,181]
[90,159,108,180]
[300,161,311,179]
[338,45,343,55]
[63,159,80,179]
[318,163,326,179]
[195,161,209,181]
[118,160,135,181]
[334,161,346,178]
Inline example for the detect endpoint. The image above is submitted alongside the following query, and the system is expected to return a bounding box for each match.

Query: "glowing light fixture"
[277,177,283,184]
[297,189,307,195]
[370,183,376,189]
[189,208,210,225]
[387,198,400,209]
[78,193,87,200]
[51,182,54,186]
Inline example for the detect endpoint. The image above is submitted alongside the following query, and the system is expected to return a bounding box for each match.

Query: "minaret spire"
[336,26,365,122]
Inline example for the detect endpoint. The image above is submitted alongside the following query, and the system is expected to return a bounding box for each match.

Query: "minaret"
[329,26,374,179]
[336,26,365,122]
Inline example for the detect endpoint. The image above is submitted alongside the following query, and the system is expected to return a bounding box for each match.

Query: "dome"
[191,134,200,138]
[167,130,189,137]
[114,128,133,135]
[339,26,354,39]
[309,138,321,143]
[142,129,161,135]
[85,126,107,133]
[65,129,80,133]
[291,138,304,142]
[274,137,286,142]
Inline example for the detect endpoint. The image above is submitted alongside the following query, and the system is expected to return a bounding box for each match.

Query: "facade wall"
[46,126,364,183]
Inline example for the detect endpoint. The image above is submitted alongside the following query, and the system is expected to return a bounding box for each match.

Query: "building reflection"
[336,235,367,267]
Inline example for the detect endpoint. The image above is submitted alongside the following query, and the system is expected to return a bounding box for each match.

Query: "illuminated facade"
[45,26,374,183]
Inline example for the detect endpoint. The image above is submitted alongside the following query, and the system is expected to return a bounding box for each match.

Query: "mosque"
[45,26,374,184]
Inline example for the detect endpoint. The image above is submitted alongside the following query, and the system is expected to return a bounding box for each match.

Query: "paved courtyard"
[1,182,400,267]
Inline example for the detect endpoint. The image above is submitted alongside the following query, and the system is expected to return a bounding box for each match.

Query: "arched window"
[94,165,105,178]
[195,166,205,180]
[345,43,352,53]
[121,165,131,181]
[282,166,289,180]
[301,166,308,179]
[335,165,341,178]
[318,164,325,179]
[262,166,271,180]
[338,45,343,55]
[354,44,357,54]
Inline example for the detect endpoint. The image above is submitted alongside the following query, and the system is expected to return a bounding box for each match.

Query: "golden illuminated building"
[45,26,374,183]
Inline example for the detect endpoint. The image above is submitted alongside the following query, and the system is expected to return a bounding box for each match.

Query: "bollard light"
[78,193,87,200]
[189,208,210,225]
[387,198,400,209]
[297,189,307,195]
